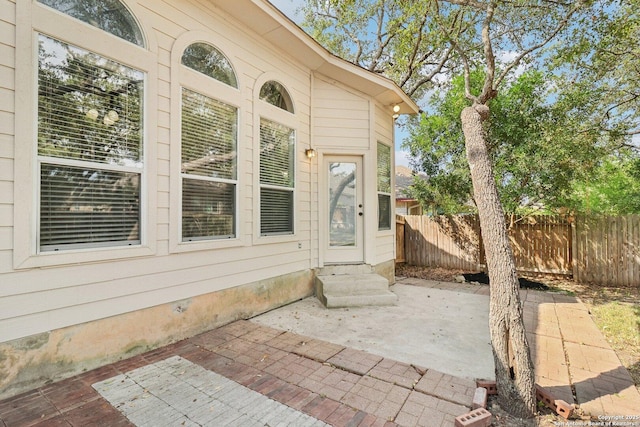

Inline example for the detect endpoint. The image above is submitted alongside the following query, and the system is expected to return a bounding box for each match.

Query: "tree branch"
[494,0,584,89]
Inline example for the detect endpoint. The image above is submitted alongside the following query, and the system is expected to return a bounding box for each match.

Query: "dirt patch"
[461,272,549,290]
[395,265,466,282]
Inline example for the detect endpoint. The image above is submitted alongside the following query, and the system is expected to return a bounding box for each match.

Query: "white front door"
[324,155,364,264]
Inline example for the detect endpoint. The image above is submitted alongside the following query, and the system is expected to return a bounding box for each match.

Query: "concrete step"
[318,264,374,276]
[316,271,397,308]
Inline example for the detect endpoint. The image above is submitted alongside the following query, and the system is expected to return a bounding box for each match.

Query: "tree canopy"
[405,69,614,215]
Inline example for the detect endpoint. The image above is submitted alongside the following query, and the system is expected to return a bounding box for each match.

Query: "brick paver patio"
[0,320,477,427]
[1,279,639,426]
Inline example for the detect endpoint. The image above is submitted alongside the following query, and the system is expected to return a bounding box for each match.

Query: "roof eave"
[214,0,419,115]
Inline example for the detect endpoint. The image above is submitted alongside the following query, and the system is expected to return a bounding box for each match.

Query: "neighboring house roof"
[395,165,416,200]
[215,0,419,115]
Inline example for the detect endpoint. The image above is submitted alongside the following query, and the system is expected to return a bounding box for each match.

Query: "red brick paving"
[0,320,469,427]
[368,359,422,389]
[414,368,476,407]
[293,338,345,362]
[342,375,411,420]
[328,347,384,375]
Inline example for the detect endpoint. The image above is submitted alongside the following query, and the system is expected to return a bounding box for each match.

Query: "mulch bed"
[462,272,549,290]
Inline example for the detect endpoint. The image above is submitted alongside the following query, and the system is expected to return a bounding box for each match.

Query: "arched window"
[259,81,294,113]
[178,41,239,242]
[257,79,296,236]
[182,43,237,88]
[37,0,145,47]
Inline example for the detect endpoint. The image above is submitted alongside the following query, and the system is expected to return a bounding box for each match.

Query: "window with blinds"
[37,34,144,251]
[181,89,238,241]
[259,118,295,235]
[377,142,392,230]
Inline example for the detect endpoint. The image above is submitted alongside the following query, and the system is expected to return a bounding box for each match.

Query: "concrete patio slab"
[252,282,495,381]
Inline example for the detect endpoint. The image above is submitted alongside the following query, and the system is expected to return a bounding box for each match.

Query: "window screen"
[181,88,238,241]
[37,34,144,251]
[377,142,392,230]
[259,119,295,235]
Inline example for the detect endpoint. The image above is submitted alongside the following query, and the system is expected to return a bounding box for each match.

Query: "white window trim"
[13,1,158,269]
[253,73,300,245]
[169,32,246,253]
[377,140,394,234]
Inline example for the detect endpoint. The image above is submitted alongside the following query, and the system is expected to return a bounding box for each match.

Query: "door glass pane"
[329,162,356,247]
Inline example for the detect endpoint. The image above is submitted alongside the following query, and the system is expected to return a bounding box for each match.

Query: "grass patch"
[590,301,640,349]
[588,301,640,388]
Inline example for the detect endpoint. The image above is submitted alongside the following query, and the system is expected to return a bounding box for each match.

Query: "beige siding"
[0,0,15,269]
[374,104,396,266]
[1,0,315,344]
[312,76,370,148]
[375,104,393,142]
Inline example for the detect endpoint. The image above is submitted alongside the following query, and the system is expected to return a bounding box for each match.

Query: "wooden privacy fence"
[401,214,481,271]
[573,215,640,286]
[399,214,640,287]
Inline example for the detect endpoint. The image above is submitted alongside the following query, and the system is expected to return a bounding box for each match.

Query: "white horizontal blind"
[260,189,293,235]
[181,89,237,241]
[377,142,392,230]
[37,34,144,251]
[259,118,295,235]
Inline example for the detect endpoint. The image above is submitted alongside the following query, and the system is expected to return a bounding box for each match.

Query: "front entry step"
[315,266,397,308]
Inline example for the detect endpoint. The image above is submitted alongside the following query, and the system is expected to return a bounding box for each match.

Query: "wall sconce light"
[393,104,400,120]
[305,148,316,159]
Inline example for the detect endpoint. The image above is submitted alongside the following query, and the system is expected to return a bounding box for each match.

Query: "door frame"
[320,154,365,265]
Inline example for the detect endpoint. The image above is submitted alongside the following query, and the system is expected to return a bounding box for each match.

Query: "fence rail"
[398,214,640,287]
[573,215,640,286]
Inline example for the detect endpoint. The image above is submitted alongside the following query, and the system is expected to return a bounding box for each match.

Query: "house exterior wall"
[312,77,396,269]
[0,0,401,398]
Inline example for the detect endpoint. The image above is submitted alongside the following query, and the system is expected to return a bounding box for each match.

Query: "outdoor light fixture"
[393,104,400,119]
[305,148,316,159]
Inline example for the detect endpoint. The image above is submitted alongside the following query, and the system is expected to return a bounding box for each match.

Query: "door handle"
[359,212,363,216]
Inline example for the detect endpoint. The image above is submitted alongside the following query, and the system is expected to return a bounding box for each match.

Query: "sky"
[269,0,413,167]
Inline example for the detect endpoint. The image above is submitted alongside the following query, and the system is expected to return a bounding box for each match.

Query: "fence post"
[395,215,406,263]
[571,217,578,280]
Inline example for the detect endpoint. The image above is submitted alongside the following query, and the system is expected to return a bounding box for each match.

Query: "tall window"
[179,42,238,242]
[180,89,238,240]
[377,142,392,230]
[37,35,144,250]
[259,119,295,235]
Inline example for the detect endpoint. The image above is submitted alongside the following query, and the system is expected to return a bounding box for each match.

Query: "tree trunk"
[461,104,536,418]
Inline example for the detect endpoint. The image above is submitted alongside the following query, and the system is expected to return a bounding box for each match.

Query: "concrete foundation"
[0,269,314,400]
